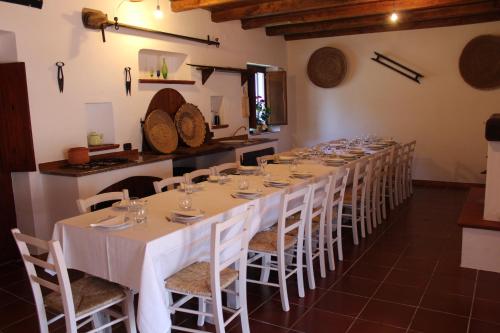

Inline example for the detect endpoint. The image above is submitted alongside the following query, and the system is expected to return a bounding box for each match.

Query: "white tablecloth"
[52,162,340,333]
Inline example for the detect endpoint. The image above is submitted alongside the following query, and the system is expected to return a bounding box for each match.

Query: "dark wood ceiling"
[169,0,500,40]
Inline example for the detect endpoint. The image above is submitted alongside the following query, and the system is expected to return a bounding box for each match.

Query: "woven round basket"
[459,35,500,90]
[307,47,347,88]
[144,109,178,154]
[175,103,207,148]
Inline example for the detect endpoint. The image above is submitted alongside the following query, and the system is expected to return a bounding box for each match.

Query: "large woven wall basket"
[459,35,500,90]
[307,47,348,88]
[175,103,207,148]
[143,109,179,154]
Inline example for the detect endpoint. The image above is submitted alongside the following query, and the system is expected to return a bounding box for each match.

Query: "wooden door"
[0,62,36,263]
[266,70,287,125]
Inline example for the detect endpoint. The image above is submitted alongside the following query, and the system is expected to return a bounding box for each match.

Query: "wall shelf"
[187,64,248,85]
[138,79,195,85]
[88,144,120,152]
[211,124,229,129]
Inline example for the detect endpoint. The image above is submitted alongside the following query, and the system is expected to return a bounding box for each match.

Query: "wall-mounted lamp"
[389,0,399,23]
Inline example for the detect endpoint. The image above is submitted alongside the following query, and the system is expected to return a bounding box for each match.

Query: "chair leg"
[197,298,206,327]
[326,221,335,270]
[365,194,372,235]
[305,232,316,290]
[318,227,326,278]
[296,241,305,298]
[91,312,111,333]
[359,202,366,239]
[238,280,250,333]
[381,184,387,220]
[259,254,271,283]
[350,210,360,245]
[277,251,290,312]
[212,291,225,333]
[122,290,137,333]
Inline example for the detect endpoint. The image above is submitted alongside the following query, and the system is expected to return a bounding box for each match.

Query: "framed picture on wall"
[0,0,42,9]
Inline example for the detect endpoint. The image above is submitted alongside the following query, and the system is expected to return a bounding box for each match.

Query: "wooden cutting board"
[146,88,186,119]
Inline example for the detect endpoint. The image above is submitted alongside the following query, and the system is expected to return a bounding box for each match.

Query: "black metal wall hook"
[124,67,132,96]
[371,52,424,84]
[55,62,65,93]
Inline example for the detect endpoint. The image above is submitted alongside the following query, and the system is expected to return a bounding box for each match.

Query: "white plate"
[291,172,313,179]
[170,209,205,223]
[264,179,290,187]
[231,191,261,199]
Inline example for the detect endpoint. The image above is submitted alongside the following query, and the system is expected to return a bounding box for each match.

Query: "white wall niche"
[84,102,116,147]
[0,30,17,62]
[138,49,190,80]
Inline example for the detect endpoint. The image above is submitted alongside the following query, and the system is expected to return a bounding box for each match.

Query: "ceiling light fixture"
[154,0,163,19]
[389,0,399,23]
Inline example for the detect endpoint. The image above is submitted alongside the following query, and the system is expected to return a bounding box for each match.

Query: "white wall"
[0,0,290,239]
[287,21,500,183]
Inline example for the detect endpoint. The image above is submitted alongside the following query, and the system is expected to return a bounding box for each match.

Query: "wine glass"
[178,195,192,211]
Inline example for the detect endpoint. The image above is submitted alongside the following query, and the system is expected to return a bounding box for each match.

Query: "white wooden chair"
[256,155,276,165]
[326,167,350,266]
[385,145,397,211]
[342,157,370,245]
[370,153,384,228]
[153,176,185,194]
[184,168,213,184]
[213,162,240,175]
[303,176,331,290]
[76,189,129,214]
[246,185,312,312]
[392,144,404,207]
[165,207,254,333]
[379,150,391,221]
[364,157,375,235]
[399,144,410,202]
[11,229,136,333]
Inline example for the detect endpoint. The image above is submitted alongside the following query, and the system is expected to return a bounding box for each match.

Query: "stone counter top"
[39,138,277,177]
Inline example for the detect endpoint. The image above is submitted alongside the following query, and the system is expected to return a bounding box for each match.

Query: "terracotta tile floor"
[2,186,500,332]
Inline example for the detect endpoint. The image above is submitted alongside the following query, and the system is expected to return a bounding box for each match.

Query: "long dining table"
[51,145,387,333]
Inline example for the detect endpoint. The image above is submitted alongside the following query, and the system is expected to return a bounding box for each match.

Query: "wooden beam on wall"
[283,11,500,40]
[210,0,378,22]
[267,1,499,36]
[241,0,483,29]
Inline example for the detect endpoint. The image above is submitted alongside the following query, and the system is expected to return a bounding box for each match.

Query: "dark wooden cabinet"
[0,62,36,263]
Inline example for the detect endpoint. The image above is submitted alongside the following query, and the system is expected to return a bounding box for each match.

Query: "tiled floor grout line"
[404,259,440,333]
[465,269,479,333]
[344,241,410,333]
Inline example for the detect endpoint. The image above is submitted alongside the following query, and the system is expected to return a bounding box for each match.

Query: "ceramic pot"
[68,147,90,165]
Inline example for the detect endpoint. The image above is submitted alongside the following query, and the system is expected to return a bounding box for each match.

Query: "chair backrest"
[210,206,254,323]
[76,189,129,214]
[351,156,370,205]
[406,140,417,166]
[309,176,331,224]
[327,167,350,223]
[276,185,312,249]
[11,229,77,333]
[370,154,384,190]
[213,162,240,175]
[184,168,213,184]
[153,176,185,194]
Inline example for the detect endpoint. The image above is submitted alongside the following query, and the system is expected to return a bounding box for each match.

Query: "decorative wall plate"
[459,35,500,90]
[143,109,178,154]
[307,47,347,88]
[175,103,207,148]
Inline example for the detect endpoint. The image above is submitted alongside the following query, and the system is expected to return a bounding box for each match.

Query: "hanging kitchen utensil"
[371,52,423,84]
[307,47,347,88]
[143,109,178,154]
[55,62,64,93]
[124,67,132,96]
[175,103,207,148]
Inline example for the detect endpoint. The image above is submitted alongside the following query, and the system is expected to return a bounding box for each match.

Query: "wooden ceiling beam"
[210,0,378,22]
[284,10,500,40]
[241,0,483,29]
[267,1,498,36]
[170,0,257,12]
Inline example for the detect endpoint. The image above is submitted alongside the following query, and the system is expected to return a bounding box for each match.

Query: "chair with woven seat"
[153,176,185,193]
[379,150,391,221]
[11,229,136,333]
[405,140,417,197]
[325,167,350,266]
[342,157,370,245]
[369,153,384,228]
[246,185,312,311]
[213,162,240,175]
[165,207,254,333]
[76,189,129,214]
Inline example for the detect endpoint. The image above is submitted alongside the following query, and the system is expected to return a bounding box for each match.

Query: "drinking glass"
[178,195,192,210]
[134,202,148,224]
[218,173,228,185]
[289,159,298,173]
[184,183,194,194]
[238,177,249,190]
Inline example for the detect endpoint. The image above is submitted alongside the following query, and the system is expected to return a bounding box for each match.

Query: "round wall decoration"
[175,103,207,148]
[459,35,500,90]
[307,47,347,88]
[143,109,178,154]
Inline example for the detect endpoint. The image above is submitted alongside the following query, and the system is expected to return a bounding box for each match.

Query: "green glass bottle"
[161,58,168,79]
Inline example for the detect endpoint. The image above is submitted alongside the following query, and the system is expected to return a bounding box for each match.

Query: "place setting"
[91,198,148,231]
[166,194,205,224]
[231,176,263,199]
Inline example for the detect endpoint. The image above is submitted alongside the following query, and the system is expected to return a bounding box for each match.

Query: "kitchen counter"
[39,138,277,177]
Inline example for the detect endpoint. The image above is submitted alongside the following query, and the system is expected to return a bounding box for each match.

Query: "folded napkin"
[90,215,128,228]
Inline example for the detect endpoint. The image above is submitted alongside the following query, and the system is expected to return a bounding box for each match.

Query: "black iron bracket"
[82,8,220,47]
[0,0,42,9]
[371,52,423,84]
[187,64,248,85]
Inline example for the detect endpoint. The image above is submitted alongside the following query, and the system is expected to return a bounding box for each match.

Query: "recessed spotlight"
[390,12,399,23]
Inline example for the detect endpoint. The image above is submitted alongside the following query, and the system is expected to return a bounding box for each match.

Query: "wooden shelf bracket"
[187,64,248,85]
